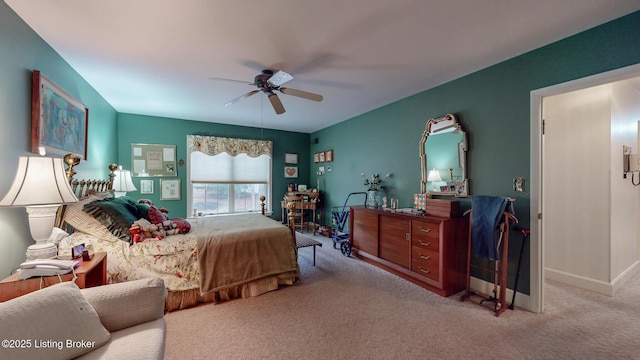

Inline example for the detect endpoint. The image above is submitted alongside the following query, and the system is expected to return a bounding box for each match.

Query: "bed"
[56,158,300,312]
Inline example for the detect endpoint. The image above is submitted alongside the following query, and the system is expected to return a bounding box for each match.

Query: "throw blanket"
[196,214,299,294]
[471,196,514,260]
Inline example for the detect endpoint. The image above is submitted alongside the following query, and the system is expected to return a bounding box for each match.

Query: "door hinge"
[542,119,545,135]
[538,213,542,220]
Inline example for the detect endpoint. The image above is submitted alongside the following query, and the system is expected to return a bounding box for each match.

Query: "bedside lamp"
[427,168,442,192]
[112,165,137,198]
[0,156,78,260]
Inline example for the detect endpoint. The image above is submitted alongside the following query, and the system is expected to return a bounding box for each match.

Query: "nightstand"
[0,252,107,302]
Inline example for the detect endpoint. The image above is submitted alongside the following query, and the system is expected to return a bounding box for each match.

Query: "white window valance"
[187,135,272,157]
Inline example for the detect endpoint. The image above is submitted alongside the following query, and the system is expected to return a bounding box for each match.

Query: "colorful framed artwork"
[284,166,298,178]
[285,152,298,164]
[140,179,154,194]
[31,70,89,159]
[325,150,334,162]
[160,178,181,200]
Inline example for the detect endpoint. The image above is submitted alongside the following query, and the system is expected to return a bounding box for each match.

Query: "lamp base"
[25,242,57,260]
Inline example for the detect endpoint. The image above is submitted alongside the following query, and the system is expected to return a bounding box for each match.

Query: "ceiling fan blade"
[268,93,286,114]
[224,89,260,106]
[279,87,323,102]
[267,70,293,87]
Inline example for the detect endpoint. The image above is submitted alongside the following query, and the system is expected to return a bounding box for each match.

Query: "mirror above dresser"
[419,114,469,197]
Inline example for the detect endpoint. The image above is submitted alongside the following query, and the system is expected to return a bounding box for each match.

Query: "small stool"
[296,235,322,266]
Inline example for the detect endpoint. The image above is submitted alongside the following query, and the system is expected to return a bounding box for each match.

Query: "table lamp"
[112,165,137,198]
[427,168,442,192]
[0,156,78,259]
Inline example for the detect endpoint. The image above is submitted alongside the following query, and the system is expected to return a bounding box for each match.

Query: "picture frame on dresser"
[31,70,89,160]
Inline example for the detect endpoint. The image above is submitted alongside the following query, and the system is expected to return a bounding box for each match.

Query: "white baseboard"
[545,261,640,296]
[468,276,532,312]
[612,261,640,294]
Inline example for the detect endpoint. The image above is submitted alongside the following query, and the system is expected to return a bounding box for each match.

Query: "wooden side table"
[0,252,107,302]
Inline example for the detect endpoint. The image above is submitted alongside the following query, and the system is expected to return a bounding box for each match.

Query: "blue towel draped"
[471,195,514,260]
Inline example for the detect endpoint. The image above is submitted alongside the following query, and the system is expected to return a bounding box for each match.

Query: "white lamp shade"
[427,169,442,182]
[112,167,137,193]
[0,156,78,206]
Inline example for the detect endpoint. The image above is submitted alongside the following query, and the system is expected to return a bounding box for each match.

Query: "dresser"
[350,206,468,297]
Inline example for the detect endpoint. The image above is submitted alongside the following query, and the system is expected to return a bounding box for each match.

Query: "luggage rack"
[331,192,368,256]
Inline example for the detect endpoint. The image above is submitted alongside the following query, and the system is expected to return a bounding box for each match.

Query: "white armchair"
[0,278,167,360]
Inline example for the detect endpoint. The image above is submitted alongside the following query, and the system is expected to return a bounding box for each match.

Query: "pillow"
[62,195,119,242]
[148,205,168,225]
[80,278,167,332]
[0,281,110,360]
[170,217,191,234]
[84,197,141,243]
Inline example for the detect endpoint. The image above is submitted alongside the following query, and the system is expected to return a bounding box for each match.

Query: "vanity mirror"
[419,114,469,197]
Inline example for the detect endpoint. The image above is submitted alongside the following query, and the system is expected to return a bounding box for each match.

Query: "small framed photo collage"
[314,149,333,163]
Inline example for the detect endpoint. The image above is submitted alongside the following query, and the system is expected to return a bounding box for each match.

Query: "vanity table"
[281,191,322,235]
[349,206,468,297]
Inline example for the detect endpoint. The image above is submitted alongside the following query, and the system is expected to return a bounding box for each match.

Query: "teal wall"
[0,2,118,277]
[311,11,640,295]
[1,0,639,297]
[116,113,310,219]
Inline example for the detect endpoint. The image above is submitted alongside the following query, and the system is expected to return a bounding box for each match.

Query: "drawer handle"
[418,240,431,247]
[418,267,430,274]
[418,226,431,233]
[419,254,431,260]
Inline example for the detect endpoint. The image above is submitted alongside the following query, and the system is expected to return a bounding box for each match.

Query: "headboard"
[54,154,114,229]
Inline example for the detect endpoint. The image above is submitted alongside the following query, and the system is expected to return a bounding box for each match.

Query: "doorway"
[529,63,640,313]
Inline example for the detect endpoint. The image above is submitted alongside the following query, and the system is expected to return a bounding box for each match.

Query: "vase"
[367,190,379,207]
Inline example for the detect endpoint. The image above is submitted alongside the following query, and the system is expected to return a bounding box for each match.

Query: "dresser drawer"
[411,257,440,282]
[411,221,440,253]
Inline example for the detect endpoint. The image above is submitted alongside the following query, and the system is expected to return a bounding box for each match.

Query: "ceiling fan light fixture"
[267,70,293,87]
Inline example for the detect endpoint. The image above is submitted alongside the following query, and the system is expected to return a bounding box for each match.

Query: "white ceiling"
[6,0,640,133]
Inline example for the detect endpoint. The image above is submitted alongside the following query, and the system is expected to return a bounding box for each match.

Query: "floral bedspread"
[59,227,201,291]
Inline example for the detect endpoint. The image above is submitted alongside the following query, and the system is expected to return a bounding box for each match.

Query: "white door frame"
[529,63,640,313]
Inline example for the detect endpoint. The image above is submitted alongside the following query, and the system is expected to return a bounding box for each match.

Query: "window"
[187,136,272,215]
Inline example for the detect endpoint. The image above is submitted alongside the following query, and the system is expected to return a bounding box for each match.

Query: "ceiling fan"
[213,70,323,115]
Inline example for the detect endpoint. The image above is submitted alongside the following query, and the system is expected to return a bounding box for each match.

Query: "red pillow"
[171,217,191,234]
[148,205,168,225]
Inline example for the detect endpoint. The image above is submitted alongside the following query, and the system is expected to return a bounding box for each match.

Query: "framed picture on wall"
[160,178,181,200]
[284,166,298,178]
[314,153,320,163]
[319,152,325,162]
[325,150,333,162]
[31,70,89,159]
[285,152,298,164]
[131,143,177,177]
[140,179,154,194]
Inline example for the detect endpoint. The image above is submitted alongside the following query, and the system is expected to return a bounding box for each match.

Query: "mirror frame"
[419,114,469,197]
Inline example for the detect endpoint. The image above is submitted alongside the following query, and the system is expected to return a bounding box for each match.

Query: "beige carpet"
[165,234,640,359]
